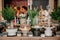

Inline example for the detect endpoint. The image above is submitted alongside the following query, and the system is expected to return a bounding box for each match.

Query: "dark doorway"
[4,0,12,7]
[54,0,58,9]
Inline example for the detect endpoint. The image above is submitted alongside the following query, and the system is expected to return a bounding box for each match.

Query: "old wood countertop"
[0,36,60,40]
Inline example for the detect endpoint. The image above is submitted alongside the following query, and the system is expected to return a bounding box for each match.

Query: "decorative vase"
[32,16,39,26]
[20,18,26,25]
[20,26,31,36]
[45,27,52,36]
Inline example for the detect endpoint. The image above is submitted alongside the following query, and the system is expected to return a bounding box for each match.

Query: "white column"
[29,0,32,10]
[49,0,54,10]
[0,0,2,20]
[0,0,2,12]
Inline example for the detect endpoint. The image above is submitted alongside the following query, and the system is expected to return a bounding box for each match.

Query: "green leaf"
[28,9,39,26]
[2,5,15,22]
[50,7,60,21]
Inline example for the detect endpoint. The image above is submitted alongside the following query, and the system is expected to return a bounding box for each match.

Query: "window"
[32,0,49,10]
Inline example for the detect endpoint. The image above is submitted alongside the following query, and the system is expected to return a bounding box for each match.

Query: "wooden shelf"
[0,36,60,40]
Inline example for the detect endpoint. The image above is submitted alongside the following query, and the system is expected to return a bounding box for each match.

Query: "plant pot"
[6,28,17,36]
[31,26,41,36]
[31,28,40,36]
[20,27,31,36]
[45,27,52,37]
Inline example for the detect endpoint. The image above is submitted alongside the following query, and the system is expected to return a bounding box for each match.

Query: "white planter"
[20,27,31,36]
[20,28,30,33]
[31,25,42,29]
[41,34,45,37]
[45,27,52,36]
[6,29,17,36]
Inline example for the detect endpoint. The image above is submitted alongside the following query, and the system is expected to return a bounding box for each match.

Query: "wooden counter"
[0,36,60,40]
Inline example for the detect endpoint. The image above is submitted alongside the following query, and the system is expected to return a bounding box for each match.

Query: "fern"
[50,7,60,20]
[2,6,15,22]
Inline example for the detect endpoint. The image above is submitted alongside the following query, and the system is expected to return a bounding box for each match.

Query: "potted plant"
[50,7,60,31]
[28,8,41,36]
[28,8,39,26]
[50,7,60,21]
[2,6,17,36]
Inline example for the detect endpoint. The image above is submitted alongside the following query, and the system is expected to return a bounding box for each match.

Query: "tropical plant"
[28,8,39,26]
[2,6,15,22]
[50,7,60,21]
